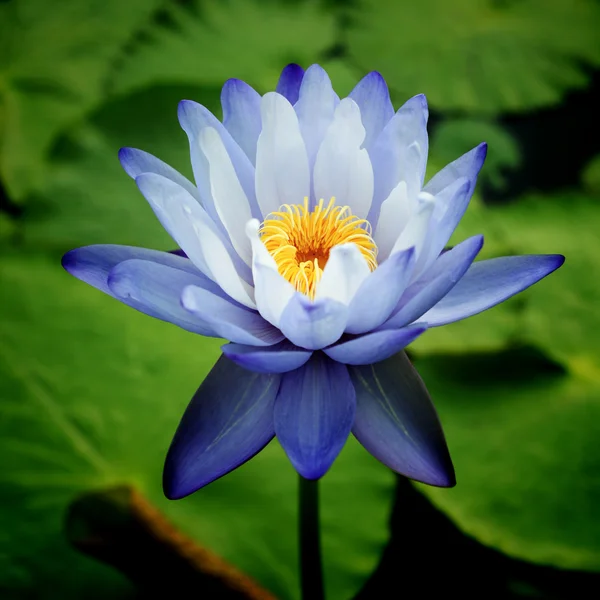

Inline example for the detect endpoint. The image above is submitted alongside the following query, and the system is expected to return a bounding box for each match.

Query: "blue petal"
[107,259,224,336]
[418,177,472,273]
[62,244,201,296]
[324,326,426,365]
[417,254,565,327]
[350,352,455,487]
[278,293,348,350]
[276,63,305,104]
[424,142,487,197]
[178,100,260,222]
[164,356,280,498]
[384,235,484,329]
[221,78,262,165]
[274,353,355,479]
[118,147,200,201]
[182,285,284,347]
[348,71,394,149]
[368,94,429,226]
[346,248,416,335]
[221,341,312,373]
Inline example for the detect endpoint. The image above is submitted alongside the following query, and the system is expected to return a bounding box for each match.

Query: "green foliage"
[111,0,337,95]
[414,193,600,570]
[345,0,600,114]
[0,0,165,202]
[581,154,600,194]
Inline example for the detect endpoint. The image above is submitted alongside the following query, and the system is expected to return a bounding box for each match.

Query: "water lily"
[62,64,564,499]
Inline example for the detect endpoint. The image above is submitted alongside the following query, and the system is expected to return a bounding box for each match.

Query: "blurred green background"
[1,0,599,598]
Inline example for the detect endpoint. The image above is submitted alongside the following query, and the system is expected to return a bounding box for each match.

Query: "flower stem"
[299,475,325,600]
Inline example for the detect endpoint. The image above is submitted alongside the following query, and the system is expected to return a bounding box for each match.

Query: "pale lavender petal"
[350,352,455,487]
[346,248,416,335]
[278,293,348,350]
[182,285,283,346]
[164,356,280,498]
[221,79,262,165]
[418,254,565,327]
[118,147,200,201]
[221,342,312,373]
[274,354,355,479]
[324,326,426,365]
[384,235,483,329]
[348,71,394,149]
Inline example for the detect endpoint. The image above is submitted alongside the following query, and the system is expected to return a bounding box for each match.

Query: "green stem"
[299,476,325,600]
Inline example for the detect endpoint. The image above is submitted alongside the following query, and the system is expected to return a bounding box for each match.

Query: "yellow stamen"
[259,197,378,299]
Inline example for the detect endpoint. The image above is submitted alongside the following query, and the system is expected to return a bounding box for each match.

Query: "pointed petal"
[279,294,348,350]
[274,354,355,479]
[106,259,219,336]
[276,63,305,104]
[163,356,280,498]
[425,142,487,197]
[221,78,262,164]
[221,342,312,373]
[315,243,370,306]
[325,326,425,365]
[247,219,296,327]
[178,100,259,223]
[373,181,411,262]
[255,92,310,218]
[350,352,455,487]
[313,98,374,219]
[118,147,199,201]
[348,71,394,149]
[418,254,565,327]
[294,64,340,172]
[346,248,415,334]
[385,235,484,329]
[182,285,282,346]
[62,244,200,297]
[368,94,429,226]
[418,177,472,273]
[200,127,253,265]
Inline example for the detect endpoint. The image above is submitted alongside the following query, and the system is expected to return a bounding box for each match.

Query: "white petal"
[246,219,296,326]
[136,173,214,279]
[200,127,253,266]
[390,192,435,261]
[294,64,339,169]
[313,98,374,220]
[255,92,310,218]
[374,180,411,262]
[194,218,256,308]
[315,244,370,306]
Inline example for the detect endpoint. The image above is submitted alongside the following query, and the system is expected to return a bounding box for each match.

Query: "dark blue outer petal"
[276,63,305,104]
[274,353,355,480]
[164,356,281,499]
[350,352,455,487]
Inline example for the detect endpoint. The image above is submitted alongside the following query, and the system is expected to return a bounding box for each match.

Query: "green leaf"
[413,193,600,571]
[0,0,164,202]
[430,119,521,193]
[345,0,600,114]
[111,0,337,96]
[0,252,393,599]
[581,154,600,194]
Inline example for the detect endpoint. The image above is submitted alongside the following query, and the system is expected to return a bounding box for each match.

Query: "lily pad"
[345,0,600,114]
[0,0,163,202]
[414,193,600,571]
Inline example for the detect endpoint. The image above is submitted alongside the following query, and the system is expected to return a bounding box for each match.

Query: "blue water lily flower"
[62,64,564,499]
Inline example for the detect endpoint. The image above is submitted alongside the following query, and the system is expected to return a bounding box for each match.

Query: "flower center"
[259,197,377,299]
